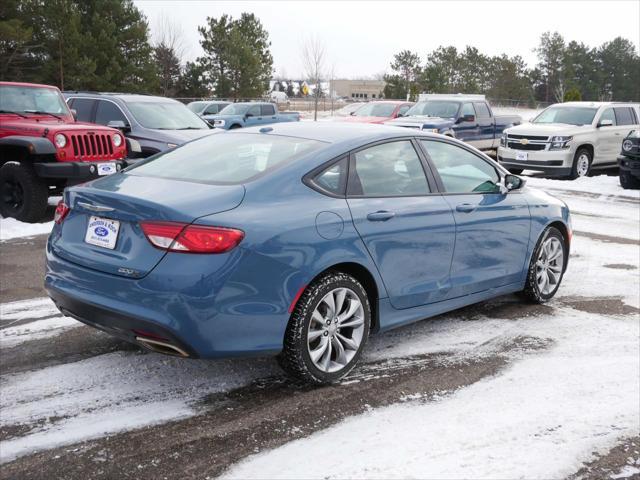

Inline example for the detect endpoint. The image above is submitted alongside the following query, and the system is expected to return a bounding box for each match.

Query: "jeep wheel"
[508,168,524,175]
[0,162,49,223]
[620,170,640,190]
[569,148,592,179]
[278,271,371,384]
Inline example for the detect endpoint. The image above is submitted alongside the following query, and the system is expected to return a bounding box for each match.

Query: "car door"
[346,139,456,309]
[454,102,481,144]
[473,102,495,149]
[419,139,531,298]
[261,104,277,124]
[594,107,622,165]
[245,104,262,127]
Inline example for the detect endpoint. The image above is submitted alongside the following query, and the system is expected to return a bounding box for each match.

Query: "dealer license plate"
[515,151,528,161]
[85,216,120,250]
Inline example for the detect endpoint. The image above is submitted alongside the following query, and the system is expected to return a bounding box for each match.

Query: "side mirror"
[350,111,356,116]
[70,108,77,120]
[500,173,526,193]
[397,112,405,118]
[598,119,614,128]
[107,120,130,132]
[459,114,475,123]
[245,113,253,118]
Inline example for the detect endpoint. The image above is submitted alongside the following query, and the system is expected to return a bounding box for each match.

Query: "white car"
[497,102,640,179]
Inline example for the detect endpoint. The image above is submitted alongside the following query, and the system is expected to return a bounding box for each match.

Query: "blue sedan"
[45,123,571,384]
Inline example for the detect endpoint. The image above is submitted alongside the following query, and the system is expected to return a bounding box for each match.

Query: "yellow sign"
[301,83,309,96]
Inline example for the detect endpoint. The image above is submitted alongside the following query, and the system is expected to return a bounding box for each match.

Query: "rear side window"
[348,141,430,197]
[421,140,500,194]
[614,107,636,126]
[309,157,348,196]
[130,134,324,184]
[474,102,491,118]
[70,98,95,122]
[261,104,276,116]
[95,100,128,126]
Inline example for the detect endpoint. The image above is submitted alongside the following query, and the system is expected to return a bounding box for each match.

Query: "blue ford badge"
[94,226,109,237]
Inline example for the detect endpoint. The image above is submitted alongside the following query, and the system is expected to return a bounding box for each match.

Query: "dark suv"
[64,93,218,158]
[618,129,640,189]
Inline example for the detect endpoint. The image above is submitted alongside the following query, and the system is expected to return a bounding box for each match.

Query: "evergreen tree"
[596,37,640,101]
[154,43,181,96]
[0,0,39,81]
[389,50,421,100]
[535,31,566,102]
[175,61,209,98]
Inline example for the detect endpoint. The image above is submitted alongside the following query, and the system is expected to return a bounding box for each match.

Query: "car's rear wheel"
[278,271,371,384]
[620,170,640,190]
[0,162,49,223]
[521,226,566,303]
[569,148,592,179]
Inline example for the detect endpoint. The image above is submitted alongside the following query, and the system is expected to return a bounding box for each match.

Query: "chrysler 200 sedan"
[45,123,571,384]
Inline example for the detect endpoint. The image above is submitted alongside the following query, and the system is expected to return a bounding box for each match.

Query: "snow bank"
[0,217,54,241]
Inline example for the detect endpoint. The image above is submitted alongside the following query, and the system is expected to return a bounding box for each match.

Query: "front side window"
[95,100,128,125]
[187,102,207,113]
[474,102,491,118]
[599,108,616,126]
[127,101,209,130]
[130,134,324,184]
[421,140,500,194]
[219,104,249,115]
[204,104,221,115]
[460,103,475,118]
[398,105,411,116]
[348,141,430,197]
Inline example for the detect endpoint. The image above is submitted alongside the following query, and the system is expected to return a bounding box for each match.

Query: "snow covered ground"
[0,174,638,478]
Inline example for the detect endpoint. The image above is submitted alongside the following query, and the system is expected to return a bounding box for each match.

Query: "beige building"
[331,79,386,100]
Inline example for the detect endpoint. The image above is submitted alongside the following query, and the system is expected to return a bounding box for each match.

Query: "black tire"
[0,162,49,223]
[278,271,371,385]
[569,147,592,179]
[620,170,640,190]
[521,226,567,303]
[508,168,524,175]
[229,124,242,130]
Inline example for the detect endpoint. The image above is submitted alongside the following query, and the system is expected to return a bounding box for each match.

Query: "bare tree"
[153,14,187,96]
[301,35,326,121]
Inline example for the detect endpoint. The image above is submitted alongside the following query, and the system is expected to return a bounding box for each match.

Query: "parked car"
[341,100,413,124]
[269,91,289,103]
[207,102,300,129]
[186,100,231,118]
[45,122,571,385]
[387,94,521,151]
[0,82,129,222]
[497,102,640,178]
[64,92,217,158]
[618,129,640,189]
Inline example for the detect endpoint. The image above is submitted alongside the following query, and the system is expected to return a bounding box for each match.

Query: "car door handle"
[367,211,395,221]
[456,203,477,213]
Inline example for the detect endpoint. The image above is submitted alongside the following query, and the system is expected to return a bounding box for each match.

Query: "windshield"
[533,106,598,126]
[130,134,325,184]
[353,103,396,117]
[405,101,460,118]
[0,85,70,116]
[218,104,250,115]
[127,101,209,130]
[187,102,208,113]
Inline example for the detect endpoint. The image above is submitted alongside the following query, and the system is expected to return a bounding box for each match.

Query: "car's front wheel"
[521,226,567,303]
[278,272,371,384]
[620,170,640,190]
[569,148,592,179]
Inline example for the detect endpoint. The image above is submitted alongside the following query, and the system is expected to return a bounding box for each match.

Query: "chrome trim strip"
[77,201,115,212]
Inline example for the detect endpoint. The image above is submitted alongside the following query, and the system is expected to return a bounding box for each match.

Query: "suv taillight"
[54,201,70,224]
[140,222,244,254]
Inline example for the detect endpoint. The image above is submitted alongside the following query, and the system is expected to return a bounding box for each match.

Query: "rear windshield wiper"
[24,110,63,120]
[0,109,29,118]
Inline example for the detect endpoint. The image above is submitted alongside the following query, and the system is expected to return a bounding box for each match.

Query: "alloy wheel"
[536,237,564,295]
[307,287,365,373]
[576,153,590,177]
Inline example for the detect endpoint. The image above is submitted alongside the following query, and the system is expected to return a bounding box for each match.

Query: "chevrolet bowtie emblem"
[520,138,529,145]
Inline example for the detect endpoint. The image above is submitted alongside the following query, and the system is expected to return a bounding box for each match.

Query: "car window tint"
[95,100,127,125]
[600,108,616,126]
[131,134,324,184]
[460,103,475,117]
[474,102,491,118]
[349,141,430,197]
[261,104,276,116]
[421,140,500,194]
[313,158,347,195]
[71,98,95,122]
[614,107,636,126]
[248,105,261,116]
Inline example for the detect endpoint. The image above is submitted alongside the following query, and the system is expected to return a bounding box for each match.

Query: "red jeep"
[0,82,130,222]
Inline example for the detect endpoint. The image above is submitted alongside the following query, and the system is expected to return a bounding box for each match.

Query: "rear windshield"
[129,133,324,184]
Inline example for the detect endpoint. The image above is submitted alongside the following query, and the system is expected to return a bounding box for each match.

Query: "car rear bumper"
[34,159,140,181]
[45,238,288,358]
[497,147,573,175]
[618,155,640,178]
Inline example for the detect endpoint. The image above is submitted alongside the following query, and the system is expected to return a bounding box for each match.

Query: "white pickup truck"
[497,102,640,179]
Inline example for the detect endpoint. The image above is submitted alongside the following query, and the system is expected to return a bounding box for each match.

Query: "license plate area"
[515,151,528,161]
[85,216,120,250]
[97,163,117,176]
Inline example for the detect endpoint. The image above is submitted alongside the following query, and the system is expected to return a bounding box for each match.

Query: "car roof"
[64,92,179,104]
[558,101,640,107]
[233,121,440,145]
[1,81,60,90]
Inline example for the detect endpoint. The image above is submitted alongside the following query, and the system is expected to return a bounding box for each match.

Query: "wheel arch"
[544,220,571,272]
[575,143,594,159]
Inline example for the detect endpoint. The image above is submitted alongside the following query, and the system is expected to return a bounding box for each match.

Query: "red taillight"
[54,200,70,224]
[140,221,244,254]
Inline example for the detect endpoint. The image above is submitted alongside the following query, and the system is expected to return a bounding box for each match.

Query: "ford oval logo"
[94,226,109,237]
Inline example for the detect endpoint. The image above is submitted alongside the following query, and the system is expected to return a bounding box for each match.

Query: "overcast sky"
[135,0,640,79]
